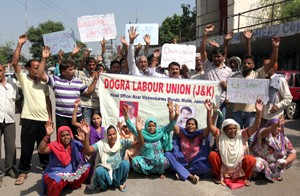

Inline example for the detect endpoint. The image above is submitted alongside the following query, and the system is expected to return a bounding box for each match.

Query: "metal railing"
[196,0,299,38]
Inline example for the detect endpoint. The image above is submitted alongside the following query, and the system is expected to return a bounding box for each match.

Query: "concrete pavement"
[1,115,299,196]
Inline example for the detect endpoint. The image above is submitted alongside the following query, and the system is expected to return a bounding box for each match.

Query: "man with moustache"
[262,63,292,126]
[0,63,20,187]
[231,37,280,132]
[200,24,232,129]
[75,56,100,123]
[12,35,52,185]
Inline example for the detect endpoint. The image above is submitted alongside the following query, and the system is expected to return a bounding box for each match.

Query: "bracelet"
[43,135,50,143]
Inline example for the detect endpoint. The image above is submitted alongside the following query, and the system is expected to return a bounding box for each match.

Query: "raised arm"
[204,99,218,137]
[38,46,51,83]
[83,71,98,96]
[81,120,96,156]
[131,116,145,148]
[143,34,150,56]
[263,36,280,73]
[200,24,214,63]
[69,44,81,60]
[223,31,233,61]
[202,103,219,139]
[135,43,142,59]
[38,121,54,154]
[127,26,141,76]
[120,35,129,59]
[243,29,252,55]
[12,35,28,74]
[72,98,82,128]
[245,99,263,138]
[78,49,90,71]
[167,100,180,135]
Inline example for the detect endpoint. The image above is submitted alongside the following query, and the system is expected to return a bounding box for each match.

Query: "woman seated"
[38,122,90,196]
[72,98,104,145]
[250,117,296,181]
[206,99,263,186]
[125,101,179,178]
[117,120,140,162]
[81,115,144,192]
[165,101,216,184]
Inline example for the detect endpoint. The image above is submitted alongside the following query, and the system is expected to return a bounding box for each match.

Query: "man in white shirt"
[262,63,292,125]
[0,64,20,186]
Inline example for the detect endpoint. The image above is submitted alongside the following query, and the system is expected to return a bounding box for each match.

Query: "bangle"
[43,135,50,143]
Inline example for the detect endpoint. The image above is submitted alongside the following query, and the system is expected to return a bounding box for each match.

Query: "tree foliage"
[27,20,64,62]
[159,4,196,45]
[0,41,15,64]
[26,20,86,66]
[280,0,300,21]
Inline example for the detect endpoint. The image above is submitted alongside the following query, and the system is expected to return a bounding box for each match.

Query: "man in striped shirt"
[38,46,98,136]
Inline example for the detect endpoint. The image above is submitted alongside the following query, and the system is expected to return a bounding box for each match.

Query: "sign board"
[227,78,269,104]
[77,13,117,42]
[161,44,196,69]
[99,73,221,129]
[125,23,159,45]
[42,29,75,55]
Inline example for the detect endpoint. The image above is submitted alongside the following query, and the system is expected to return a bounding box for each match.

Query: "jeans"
[82,107,98,124]
[232,111,256,145]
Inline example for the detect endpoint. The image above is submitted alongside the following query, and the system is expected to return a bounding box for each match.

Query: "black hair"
[110,59,121,67]
[91,110,102,118]
[96,63,105,71]
[25,59,38,68]
[107,125,116,133]
[212,47,224,56]
[242,54,255,62]
[180,106,192,114]
[168,61,180,69]
[186,118,198,129]
[59,59,75,73]
[85,57,97,65]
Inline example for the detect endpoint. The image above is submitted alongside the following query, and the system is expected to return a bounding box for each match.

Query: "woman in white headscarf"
[81,114,144,192]
[205,99,263,187]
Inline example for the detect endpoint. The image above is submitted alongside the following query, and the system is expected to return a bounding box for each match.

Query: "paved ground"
[1,114,299,195]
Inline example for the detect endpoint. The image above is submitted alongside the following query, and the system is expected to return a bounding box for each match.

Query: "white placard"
[77,13,117,42]
[161,44,196,69]
[42,29,75,55]
[227,78,269,104]
[125,23,159,45]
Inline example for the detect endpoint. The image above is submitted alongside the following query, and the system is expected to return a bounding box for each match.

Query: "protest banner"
[161,44,196,69]
[99,73,221,129]
[125,23,159,45]
[42,29,75,55]
[77,13,117,42]
[227,78,269,104]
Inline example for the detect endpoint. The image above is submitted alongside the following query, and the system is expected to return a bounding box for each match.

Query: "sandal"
[119,184,128,192]
[276,177,283,181]
[213,178,221,184]
[244,179,251,186]
[15,173,27,185]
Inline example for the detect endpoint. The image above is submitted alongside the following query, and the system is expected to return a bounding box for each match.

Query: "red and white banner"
[99,74,221,129]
